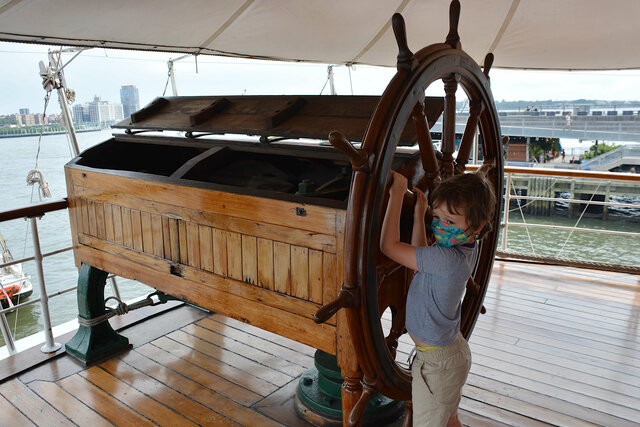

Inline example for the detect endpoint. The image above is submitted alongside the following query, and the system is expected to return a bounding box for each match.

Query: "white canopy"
[1,0,638,70]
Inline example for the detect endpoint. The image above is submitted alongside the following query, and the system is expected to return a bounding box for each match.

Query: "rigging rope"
[26,92,52,200]
[557,182,602,257]
[510,178,536,255]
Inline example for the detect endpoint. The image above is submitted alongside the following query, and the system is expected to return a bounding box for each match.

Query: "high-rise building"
[19,108,30,115]
[73,96,124,125]
[120,85,140,118]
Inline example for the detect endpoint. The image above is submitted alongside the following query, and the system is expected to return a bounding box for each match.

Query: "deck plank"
[99,357,239,426]
[28,380,113,427]
[79,365,199,426]
[134,343,263,405]
[0,378,72,426]
[0,392,36,426]
[151,335,279,396]
[57,374,156,426]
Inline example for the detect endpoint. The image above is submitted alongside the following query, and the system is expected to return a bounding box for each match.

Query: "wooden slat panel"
[28,381,112,427]
[227,231,242,281]
[80,198,89,235]
[103,202,114,242]
[168,218,180,263]
[273,242,291,295]
[309,249,323,304]
[0,379,72,426]
[121,207,133,248]
[186,222,200,269]
[151,214,164,257]
[178,220,188,265]
[111,204,123,245]
[70,172,339,235]
[291,246,309,300]
[95,201,105,239]
[87,200,97,237]
[257,238,274,289]
[72,185,338,253]
[242,235,257,285]
[199,225,214,272]
[131,209,143,251]
[212,228,227,277]
[140,211,153,253]
[323,252,338,309]
[162,217,172,260]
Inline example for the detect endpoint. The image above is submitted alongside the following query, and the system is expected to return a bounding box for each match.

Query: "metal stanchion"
[30,217,61,353]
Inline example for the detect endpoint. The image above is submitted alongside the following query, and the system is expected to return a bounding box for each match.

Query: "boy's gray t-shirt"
[406,243,479,347]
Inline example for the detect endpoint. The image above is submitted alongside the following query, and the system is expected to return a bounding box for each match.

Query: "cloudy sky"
[2,41,640,116]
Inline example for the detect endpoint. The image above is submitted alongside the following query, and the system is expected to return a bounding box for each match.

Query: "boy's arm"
[411,187,428,247]
[379,172,418,271]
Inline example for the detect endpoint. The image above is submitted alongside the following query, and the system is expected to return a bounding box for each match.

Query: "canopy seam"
[488,0,520,53]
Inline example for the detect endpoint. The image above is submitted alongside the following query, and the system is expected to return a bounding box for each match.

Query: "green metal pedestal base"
[295,350,404,426]
[65,264,131,365]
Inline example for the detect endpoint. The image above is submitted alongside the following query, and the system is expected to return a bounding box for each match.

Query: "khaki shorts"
[410,332,471,427]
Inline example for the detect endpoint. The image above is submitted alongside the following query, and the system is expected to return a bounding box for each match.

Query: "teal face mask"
[431,219,468,247]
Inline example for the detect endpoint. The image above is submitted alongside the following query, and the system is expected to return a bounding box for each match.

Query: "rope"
[556,182,601,258]
[26,91,52,200]
[510,178,536,255]
[76,292,177,327]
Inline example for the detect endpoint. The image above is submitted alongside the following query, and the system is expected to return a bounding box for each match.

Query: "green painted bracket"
[65,264,131,365]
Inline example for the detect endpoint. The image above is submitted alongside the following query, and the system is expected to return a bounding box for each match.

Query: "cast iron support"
[65,264,131,365]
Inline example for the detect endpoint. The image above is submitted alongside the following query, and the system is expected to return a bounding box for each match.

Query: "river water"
[0,131,638,347]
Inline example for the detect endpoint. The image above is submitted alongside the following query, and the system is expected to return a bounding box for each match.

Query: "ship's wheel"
[315,1,504,423]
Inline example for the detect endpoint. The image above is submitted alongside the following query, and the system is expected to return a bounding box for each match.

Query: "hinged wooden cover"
[113,95,444,144]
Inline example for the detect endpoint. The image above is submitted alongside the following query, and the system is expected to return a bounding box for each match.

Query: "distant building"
[73,96,124,125]
[72,104,91,123]
[19,108,30,115]
[120,85,140,118]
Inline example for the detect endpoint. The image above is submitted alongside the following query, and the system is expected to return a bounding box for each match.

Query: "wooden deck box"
[64,95,440,356]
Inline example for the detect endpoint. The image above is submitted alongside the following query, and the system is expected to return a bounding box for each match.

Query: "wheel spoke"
[441,73,459,179]
[411,101,440,191]
[455,98,483,174]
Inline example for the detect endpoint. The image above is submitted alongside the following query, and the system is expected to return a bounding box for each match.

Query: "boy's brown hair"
[430,173,496,236]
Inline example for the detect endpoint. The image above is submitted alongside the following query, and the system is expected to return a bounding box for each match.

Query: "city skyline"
[2,42,640,118]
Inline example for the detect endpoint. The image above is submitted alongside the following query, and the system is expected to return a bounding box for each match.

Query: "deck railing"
[495,167,640,274]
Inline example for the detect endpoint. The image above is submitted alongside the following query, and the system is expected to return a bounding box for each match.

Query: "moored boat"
[0,233,33,307]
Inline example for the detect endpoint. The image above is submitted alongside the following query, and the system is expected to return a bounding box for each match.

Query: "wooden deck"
[0,259,638,426]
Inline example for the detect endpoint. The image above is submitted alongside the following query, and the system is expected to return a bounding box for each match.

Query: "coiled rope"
[76,292,178,327]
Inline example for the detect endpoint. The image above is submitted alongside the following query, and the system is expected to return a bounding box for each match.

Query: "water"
[0,130,152,346]
[500,213,640,267]
[0,130,638,348]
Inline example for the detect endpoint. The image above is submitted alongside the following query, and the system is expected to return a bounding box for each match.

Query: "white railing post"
[30,218,61,353]
[0,313,16,355]
[501,172,512,251]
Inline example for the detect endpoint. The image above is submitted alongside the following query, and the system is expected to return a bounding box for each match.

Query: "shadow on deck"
[0,259,638,426]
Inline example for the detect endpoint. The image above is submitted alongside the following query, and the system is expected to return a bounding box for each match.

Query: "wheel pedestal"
[65,264,131,365]
[295,350,404,426]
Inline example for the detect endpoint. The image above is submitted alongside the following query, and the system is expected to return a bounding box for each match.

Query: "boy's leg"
[411,335,471,427]
[446,412,462,427]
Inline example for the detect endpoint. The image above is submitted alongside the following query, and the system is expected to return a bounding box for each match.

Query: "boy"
[380,170,496,427]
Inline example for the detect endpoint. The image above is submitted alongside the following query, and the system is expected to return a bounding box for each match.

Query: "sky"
[2,41,640,117]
